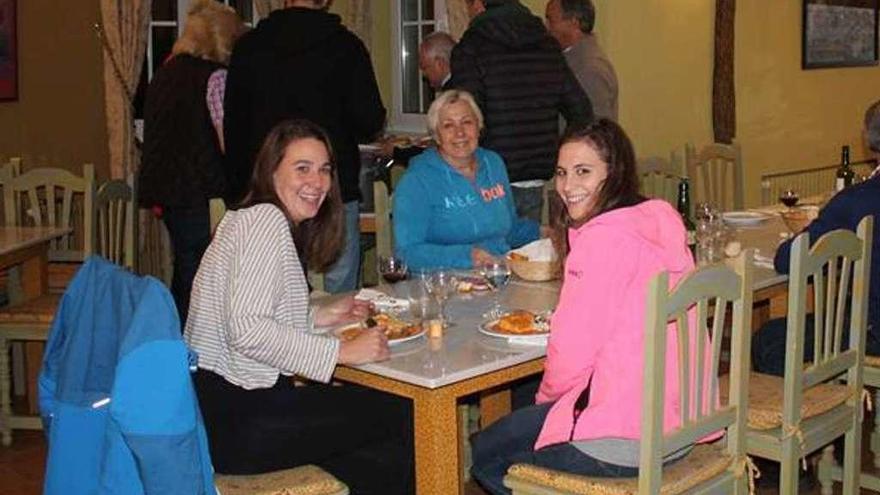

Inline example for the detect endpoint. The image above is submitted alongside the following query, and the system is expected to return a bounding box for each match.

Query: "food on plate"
[457,276,491,292]
[508,252,529,261]
[337,313,423,342]
[488,310,549,335]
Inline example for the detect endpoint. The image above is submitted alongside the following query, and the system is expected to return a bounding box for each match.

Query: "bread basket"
[507,256,561,282]
[780,205,819,233]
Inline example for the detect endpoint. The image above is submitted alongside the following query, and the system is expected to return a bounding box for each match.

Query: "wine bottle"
[677,178,696,254]
[836,145,854,191]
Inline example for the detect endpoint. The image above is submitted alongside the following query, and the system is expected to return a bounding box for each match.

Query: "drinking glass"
[421,269,458,327]
[778,189,799,210]
[406,280,440,322]
[377,255,408,284]
[480,260,511,319]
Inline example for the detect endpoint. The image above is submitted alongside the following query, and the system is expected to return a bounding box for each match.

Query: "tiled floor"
[0,427,876,494]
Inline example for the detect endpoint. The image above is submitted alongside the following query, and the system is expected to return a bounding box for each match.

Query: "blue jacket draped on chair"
[39,256,215,494]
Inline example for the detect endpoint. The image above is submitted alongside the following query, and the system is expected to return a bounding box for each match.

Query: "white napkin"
[355,288,410,312]
[509,238,557,262]
[753,251,775,270]
[506,335,549,346]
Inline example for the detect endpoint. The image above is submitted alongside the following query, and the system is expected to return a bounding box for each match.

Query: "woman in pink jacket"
[470,120,708,495]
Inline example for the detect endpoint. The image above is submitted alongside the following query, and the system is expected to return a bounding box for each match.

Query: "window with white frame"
[390,0,448,132]
[134,0,257,120]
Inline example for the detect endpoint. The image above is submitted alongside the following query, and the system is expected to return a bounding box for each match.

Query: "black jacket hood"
[468,2,550,49]
[257,7,345,54]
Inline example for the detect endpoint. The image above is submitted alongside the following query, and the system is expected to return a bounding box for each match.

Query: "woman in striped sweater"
[185,119,413,495]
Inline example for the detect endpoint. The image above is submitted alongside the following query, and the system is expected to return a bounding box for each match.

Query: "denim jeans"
[753,315,880,376]
[323,201,361,293]
[162,204,212,327]
[471,402,636,495]
[511,184,545,224]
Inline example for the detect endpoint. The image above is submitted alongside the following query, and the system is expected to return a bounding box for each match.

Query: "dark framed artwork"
[0,0,16,100]
[803,0,879,69]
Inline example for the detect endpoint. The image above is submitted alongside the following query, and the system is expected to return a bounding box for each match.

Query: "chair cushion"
[865,354,880,368]
[719,372,851,430]
[0,293,60,325]
[214,465,348,495]
[504,443,731,495]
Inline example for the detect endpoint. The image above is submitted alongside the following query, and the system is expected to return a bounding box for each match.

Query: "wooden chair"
[503,252,755,494]
[744,217,872,494]
[685,142,744,212]
[638,152,684,207]
[0,163,96,442]
[828,355,880,491]
[214,465,349,495]
[95,178,136,270]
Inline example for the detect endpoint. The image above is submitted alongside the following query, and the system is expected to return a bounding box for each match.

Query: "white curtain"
[255,0,287,20]
[98,0,151,179]
[345,0,372,49]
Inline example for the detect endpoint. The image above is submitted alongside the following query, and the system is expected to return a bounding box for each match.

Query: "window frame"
[389,0,448,133]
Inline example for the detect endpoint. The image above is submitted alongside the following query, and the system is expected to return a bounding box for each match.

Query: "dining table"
[0,225,73,445]
[331,279,558,495]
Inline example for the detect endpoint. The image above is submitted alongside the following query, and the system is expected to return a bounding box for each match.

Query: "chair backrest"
[95,177,136,270]
[209,197,226,233]
[2,164,96,262]
[781,216,873,428]
[540,179,556,226]
[639,252,753,493]
[375,164,406,260]
[638,152,684,206]
[685,142,744,211]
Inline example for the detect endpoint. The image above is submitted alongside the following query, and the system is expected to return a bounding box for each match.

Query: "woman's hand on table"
[338,328,390,365]
[471,247,497,267]
[315,295,372,327]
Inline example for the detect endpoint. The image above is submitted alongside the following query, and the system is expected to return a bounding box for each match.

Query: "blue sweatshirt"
[393,147,540,270]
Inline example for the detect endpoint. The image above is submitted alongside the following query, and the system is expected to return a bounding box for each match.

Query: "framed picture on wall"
[0,0,16,100]
[803,0,879,69]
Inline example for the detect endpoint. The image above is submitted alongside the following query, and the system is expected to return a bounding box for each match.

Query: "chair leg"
[780,439,800,495]
[0,336,11,446]
[842,425,862,495]
[818,445,836,495]
[24,342,42,415]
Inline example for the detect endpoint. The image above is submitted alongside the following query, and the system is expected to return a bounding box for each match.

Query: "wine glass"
[778,189,799,210]
[421,269,458,327]
[480,260,511,319]
[377,255,408,284]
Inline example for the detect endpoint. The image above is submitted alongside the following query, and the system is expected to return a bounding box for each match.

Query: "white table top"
[724,213,790,291]
[346,279,558,389]
[0,225,73,257]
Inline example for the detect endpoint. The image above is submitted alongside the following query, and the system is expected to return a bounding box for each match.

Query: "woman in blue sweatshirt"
[393,90,540,271]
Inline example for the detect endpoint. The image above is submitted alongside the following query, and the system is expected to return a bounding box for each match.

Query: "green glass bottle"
[836,145,854,192]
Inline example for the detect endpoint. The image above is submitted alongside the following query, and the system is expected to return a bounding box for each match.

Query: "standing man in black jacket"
[451,0,593,222]
[223,0,385,293]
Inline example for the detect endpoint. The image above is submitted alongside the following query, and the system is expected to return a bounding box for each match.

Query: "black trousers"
[162,204,212,327]
[194,369,414,495]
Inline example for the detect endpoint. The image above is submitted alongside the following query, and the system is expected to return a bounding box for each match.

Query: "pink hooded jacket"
[535,199,717,450]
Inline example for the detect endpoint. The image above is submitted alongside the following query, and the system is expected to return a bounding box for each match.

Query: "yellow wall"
[0,0,108,177]
[736,1,880,206]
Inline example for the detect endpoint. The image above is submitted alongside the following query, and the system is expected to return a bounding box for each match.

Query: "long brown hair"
[238,119,344,271]
[549,119,644,255]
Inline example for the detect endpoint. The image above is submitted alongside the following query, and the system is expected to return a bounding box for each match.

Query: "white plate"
[478,318,550,340]
[333,322,426,346]
[722,211,771,227]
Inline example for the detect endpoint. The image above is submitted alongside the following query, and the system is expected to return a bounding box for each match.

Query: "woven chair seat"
[214,465,348,495]
[0,294,60,326]
[505,443,731,495]
[865,354,880,368]
[719,372,851,430]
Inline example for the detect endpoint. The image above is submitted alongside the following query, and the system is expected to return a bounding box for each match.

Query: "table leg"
[413,391,461,495]
[19,247,48,300]
[0,336,11,446]
[479,388,511,428]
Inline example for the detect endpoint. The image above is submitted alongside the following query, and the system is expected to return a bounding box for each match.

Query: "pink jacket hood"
[534,199,716,449]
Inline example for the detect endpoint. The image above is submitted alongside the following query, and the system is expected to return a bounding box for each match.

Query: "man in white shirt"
[545,0,618,121]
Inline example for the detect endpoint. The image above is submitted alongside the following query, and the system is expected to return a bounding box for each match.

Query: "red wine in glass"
[779,190,799,207]
[381,271,408,283]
